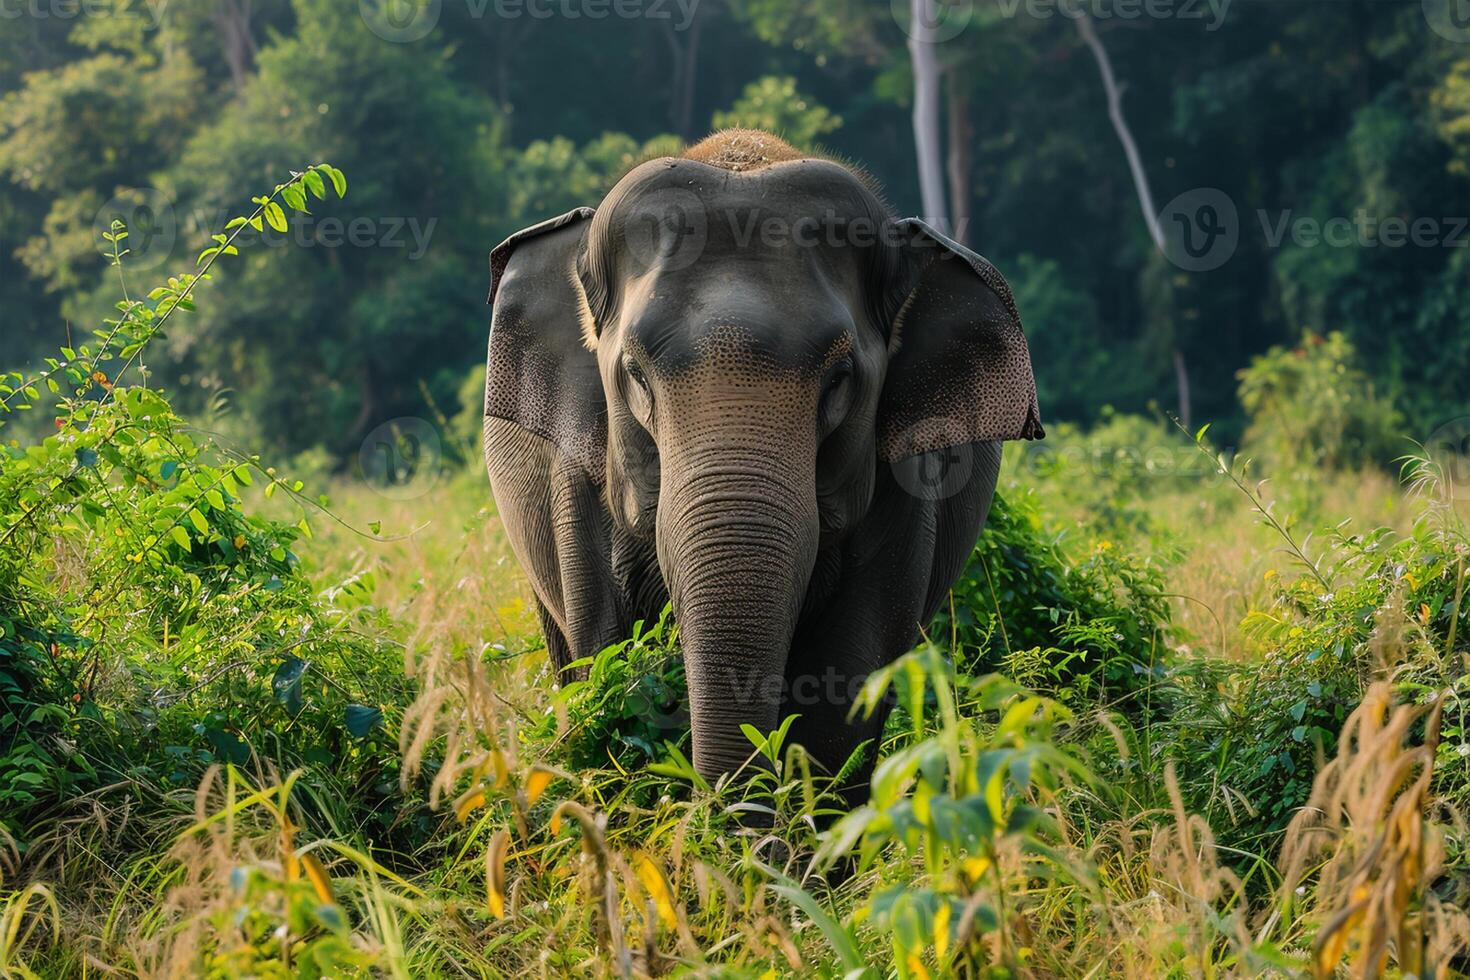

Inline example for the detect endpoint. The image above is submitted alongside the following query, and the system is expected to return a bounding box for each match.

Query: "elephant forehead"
[597,157,890,265]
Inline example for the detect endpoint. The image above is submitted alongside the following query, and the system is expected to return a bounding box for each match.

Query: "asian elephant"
[483,130,1043,788]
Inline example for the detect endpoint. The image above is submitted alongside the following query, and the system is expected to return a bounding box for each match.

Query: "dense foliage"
[0,166,1465,975]
[4,0,1470,454]
[3,6,1470,972]
[0,167,426,883]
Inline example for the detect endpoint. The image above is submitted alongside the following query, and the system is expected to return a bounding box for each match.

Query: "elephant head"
[487,131,1041,780]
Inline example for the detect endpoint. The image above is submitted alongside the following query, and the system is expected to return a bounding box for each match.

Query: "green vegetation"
[0,169,1466,976]
[4,1,1470,973]
[5,0,1470,450]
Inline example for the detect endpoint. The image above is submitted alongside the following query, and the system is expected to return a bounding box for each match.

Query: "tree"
[710,76,841,151]
[156,0,505,453]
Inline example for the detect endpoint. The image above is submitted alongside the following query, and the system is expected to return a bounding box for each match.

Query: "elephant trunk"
[658,437,820,782]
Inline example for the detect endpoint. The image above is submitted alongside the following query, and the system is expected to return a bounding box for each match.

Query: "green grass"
[8,429,1466,977]
[2,172,1466,977]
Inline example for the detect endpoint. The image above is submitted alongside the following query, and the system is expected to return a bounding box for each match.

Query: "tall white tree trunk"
[946,67,973,246]
[1075,13,1162,251]
[909,0,949,234]
[1075,13,1191,428]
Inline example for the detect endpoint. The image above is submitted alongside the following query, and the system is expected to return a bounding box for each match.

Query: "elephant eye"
[626,360,650,393]
[624,359,654,423]
[819,360,855,433]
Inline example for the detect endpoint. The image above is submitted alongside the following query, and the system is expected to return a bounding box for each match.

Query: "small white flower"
[1456,743,1470,758]
[1112,632,1124,642]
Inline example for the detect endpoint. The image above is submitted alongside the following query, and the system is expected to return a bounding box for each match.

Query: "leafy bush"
[534,608,687,773]
[1237,331,1403,474]
[1006,409,1224,543]
[0,166,419,857]
[1156,445,1469,848]
[710,76,842,150]
[932,489,1172,709]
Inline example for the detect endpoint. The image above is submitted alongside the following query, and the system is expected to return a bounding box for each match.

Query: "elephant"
[483,129,1042,789]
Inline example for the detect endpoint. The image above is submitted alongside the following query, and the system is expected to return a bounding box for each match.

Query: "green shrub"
[932,489,1172,709]
[1157,447,1468,847]
[0,167,420,857]
[1237,331,1403,474]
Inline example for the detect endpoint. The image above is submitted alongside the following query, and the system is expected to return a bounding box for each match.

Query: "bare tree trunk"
[1172,349,1193,431]
[1075,14,1161,250]
[214,0,258,91]
[945,68,972,246]
[663,7,705,140]
[908,0,949,233]
[1075,13,1191,428]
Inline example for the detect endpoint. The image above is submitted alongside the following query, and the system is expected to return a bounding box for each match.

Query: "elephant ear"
[485,207,605,476]
[876,218,1044,462]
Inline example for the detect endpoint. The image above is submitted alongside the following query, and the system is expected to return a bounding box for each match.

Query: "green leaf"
[768,875,870,975]
[344,704,382,737]
[264,201,288,233]
[281,183,307,213]
[187,508,209,534]
[273,657,308,716]
[303,170,326,199]
[169,525,192,550]
[322,165,347,198]
[205,727,251,765]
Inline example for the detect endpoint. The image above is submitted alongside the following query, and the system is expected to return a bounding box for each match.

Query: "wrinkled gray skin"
[483,140,1042,789]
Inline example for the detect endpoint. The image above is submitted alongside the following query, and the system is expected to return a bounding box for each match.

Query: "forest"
[1,0,1469,975]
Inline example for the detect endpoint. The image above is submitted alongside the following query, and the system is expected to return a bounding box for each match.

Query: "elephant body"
[483,130,1041,785]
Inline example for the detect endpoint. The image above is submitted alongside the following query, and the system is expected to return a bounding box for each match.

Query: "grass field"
[7,389,1468,976]
[1,194,1466,974]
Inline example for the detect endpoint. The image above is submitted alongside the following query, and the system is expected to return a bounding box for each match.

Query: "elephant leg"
[783,442,1002,806]
[485,417,626,680]
[783,507,935,799]
[535,598,575,675]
